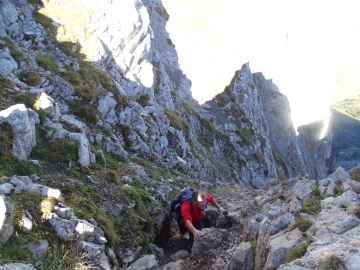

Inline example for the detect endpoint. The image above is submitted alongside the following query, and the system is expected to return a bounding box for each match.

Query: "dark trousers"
[178,219,204,241]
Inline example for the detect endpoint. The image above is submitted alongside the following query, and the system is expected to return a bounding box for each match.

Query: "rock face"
[253,72,332,180]
[297,120,332,180]
[203,64,277,188]
[253,73,306,178]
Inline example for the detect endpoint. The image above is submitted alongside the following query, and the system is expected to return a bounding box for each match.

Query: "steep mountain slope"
[0,0,345,269]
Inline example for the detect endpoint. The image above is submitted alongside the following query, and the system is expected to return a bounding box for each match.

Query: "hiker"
[178,189,226,241]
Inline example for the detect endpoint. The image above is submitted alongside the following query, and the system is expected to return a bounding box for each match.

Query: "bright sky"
[162,0,360,129]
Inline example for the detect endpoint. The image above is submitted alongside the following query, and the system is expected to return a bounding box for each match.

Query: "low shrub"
[122,184,155,232]
[74,85,96,102]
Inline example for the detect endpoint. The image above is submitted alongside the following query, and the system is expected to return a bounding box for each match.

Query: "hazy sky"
[162,0,360,128]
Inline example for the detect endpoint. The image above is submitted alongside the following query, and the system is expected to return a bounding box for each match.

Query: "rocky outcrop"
[159,167,360,269]
[202,63,277,188]
[254,72,332,180]
[0,176,111,269]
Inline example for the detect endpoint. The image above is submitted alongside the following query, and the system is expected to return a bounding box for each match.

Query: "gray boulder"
[191,227,227,260]
[264,228,303,269]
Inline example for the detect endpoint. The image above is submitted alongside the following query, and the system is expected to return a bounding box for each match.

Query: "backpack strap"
[188,198,193,216]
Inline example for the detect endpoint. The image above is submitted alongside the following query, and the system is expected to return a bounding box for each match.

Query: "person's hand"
[193,229,202,241]
[219,208,229,217]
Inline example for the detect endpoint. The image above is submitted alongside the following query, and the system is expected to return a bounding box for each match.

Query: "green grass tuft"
[22,71,41,86]
[137,94,150,107]
[293,215,312,232]
[318,255,347,270]
[14,91,38,108]
[0,78,15,88]
[164,109,188,131]
[301,198,321,215]
[16,159,43,177]
[35,54,59,74]
[0,38,24,62]
[281,239,311,264]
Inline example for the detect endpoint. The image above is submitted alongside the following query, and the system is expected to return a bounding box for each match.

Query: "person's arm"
[185,220,202,241]
[210,197,226,216]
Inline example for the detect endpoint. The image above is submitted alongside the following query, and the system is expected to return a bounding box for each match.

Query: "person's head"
[192,190,206,209]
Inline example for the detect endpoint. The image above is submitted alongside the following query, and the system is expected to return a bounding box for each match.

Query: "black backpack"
[169,187,194,225]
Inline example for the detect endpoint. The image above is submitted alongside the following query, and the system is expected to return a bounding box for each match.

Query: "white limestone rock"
[0,104,37,160]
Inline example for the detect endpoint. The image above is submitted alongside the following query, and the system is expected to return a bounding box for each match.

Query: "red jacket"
[180,194,213,225]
